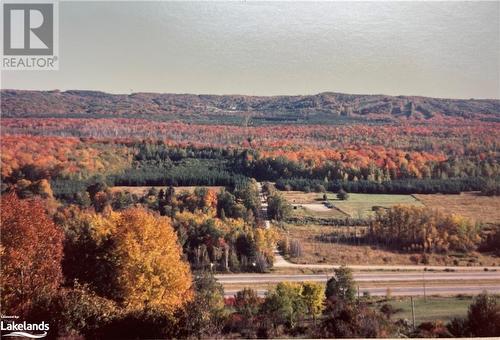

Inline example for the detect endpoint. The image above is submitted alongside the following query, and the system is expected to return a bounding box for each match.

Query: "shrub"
[447,317,469,337]
[255,252,269,273]
[289,239,303,258]
[337,189,349,200]
[467,292,500,336]
[314,184,326,193]
[416,321,452,338]
[267,192,292,221]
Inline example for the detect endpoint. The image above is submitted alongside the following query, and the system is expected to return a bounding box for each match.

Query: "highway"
[216,271,500,284]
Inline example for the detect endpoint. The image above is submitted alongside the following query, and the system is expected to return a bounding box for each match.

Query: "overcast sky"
[2,1,499,99]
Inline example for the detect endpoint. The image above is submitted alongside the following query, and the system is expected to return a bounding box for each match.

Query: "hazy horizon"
[3,87,500,102]
[2,1,499,100]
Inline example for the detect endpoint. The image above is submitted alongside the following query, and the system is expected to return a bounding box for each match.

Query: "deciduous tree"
[112,208,193,313]
[1,193,64,316]
[301,282,325,323]
[325,266,356,303]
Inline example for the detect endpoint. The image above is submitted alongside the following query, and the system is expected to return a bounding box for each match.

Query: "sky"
[1,1,499,99]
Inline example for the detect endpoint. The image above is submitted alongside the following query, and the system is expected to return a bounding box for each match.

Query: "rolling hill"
[1,89,499,122]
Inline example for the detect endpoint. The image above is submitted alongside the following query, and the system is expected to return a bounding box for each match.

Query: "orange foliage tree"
[0,193,64,316]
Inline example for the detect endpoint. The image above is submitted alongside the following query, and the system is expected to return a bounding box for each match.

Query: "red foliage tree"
[0,193,64,316]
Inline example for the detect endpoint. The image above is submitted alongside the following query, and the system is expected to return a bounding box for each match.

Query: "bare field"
[281,191,328,204]
[282,224,500,266]
[415,192,500,224]
[290,205,348,219]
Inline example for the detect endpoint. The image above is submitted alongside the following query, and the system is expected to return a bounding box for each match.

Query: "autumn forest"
[1,90,499,338]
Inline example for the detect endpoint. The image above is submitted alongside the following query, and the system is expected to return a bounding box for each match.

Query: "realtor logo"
[1,1,58,70]
[3,3,53,55]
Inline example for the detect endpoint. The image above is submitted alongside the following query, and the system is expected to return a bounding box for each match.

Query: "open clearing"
[333,193,423,218]
[282,191,422,219]
[376,296,500,324]
[416,192,500,224]
[281,224,500,266]
[375,296,475,324]
[111,186,223,196]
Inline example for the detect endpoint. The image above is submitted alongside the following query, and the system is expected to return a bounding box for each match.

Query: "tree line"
[275,177,491,195]
[3,139,499,197]
[368,205,481,253]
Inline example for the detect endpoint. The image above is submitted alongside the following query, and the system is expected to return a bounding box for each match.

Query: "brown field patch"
[282,224,500,266]
[281,191,326,204]
[415,192,500,224]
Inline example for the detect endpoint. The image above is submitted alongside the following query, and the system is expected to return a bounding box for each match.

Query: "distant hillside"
[1,89,499,121]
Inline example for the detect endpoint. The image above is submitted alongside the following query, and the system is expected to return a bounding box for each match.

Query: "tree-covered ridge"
[2,89,499,120]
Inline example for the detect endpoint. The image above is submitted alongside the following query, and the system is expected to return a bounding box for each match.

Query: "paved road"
[223,284,500,298]
[216,271,500,284]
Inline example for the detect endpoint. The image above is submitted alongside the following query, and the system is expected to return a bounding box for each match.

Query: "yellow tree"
[112,208,193,314]
[254,227,279,264]
[57,206,193,314]
[301,281,325,324]
[273,282,306,328]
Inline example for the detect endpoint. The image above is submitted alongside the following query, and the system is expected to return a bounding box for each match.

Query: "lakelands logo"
[1,0,59,70]
[1,319,49,338]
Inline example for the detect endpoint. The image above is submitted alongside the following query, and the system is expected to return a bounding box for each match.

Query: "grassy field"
[281,223,499,266]
[377,296,474,324]
[333,193,423,218]
[281,191,422,219]
[111,185,223,196]
[416,192,500,224]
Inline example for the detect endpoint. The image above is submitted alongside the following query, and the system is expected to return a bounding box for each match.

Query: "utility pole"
[411,296,416,329]
[423,270,427,302]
